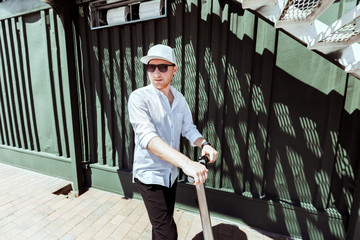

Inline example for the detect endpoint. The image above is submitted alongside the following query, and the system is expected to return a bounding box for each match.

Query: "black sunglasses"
[146,64,175,73]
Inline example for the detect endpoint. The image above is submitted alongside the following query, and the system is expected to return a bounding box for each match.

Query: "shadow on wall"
[75,0,360,239]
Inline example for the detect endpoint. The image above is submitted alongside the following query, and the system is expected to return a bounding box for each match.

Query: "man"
[128,44,218,240]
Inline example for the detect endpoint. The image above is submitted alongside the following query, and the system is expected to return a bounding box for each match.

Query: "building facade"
[0,0,360,239]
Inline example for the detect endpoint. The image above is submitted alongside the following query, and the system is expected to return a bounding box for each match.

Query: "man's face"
[147,59,177,92]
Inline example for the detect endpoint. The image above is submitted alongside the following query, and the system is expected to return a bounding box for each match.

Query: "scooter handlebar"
[187,155,209,183]
[198,155,209,166]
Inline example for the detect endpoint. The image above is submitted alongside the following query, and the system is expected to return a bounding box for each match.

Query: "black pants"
[135,178,178,240]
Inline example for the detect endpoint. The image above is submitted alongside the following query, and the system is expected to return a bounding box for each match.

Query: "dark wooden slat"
[0,20,16,147]
[48,9,67,157]
[17,16,40,152]
[11,17,28,150]
[0,27,8,145]
[99,27,114,167]
[181,1,196,164]
[110,26,123,168]
[89,27,103,165]
[204,0,229,189]
[122,24,135,170]
[5,18,23,149]
[41,9,62,156]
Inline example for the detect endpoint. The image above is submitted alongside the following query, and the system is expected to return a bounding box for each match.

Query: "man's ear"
[173,66,178,75]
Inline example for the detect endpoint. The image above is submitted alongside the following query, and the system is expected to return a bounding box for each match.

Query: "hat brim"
[140,55,176,65]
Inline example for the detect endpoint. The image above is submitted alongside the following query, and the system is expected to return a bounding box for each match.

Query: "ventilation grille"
[279,0,322,22]
[320,16,360,43]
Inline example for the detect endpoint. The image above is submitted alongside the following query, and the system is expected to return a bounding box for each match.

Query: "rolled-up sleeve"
[181,101,203,146]
[128,92,158,149]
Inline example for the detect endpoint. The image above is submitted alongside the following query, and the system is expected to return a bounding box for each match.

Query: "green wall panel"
[0,8,78,186]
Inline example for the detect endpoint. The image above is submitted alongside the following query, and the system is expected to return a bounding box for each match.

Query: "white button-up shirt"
[128,84,202,187]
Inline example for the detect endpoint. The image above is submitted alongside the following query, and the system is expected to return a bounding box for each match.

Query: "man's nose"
[153,67,161,75]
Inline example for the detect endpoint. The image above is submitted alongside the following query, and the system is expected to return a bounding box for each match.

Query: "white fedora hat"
[140,44,177,65]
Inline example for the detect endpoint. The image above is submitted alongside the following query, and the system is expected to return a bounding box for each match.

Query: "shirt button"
[171,124,173,128]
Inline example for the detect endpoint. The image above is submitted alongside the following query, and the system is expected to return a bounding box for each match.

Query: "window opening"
[90,0,166,30]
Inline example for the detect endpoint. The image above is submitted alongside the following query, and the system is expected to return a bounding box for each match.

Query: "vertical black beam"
[44,0,85,195]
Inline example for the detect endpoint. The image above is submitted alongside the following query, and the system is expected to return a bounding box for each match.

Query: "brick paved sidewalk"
[0,163,286,240]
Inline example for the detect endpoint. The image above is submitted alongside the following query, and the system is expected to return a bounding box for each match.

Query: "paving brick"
[130,218,150,234]
[12,208,39,225]
[108,197,132,216]
[76,226,98,240]
[109,214,126,225]
[77,201,101,218]
[0,221,17,236]
[45,234,63,240]
[45,218,66,232]
[1,227,24,240]
[0,211,18,228]
[139,227,152,240]
[92,201,117,218]
[27,228,51,240]
[90,213,114,231]
[68,218,94,237]
[126,205,145,225]
[177,215,193,238]
[7,232,28,240]
[92,222,118,240]
[52,223,74,239]
[21,217,49,237]
[118,199,141,217]
[96,193,113,204]
[123,230,142,240]
[187,216,203,237]
[109,221,133,239]
[137,209,149,222]
[64,213,84,227]
[59,233,77,240]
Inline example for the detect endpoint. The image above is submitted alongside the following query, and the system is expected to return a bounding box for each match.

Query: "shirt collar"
[149,84,179,110]
[149,83,178,99]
